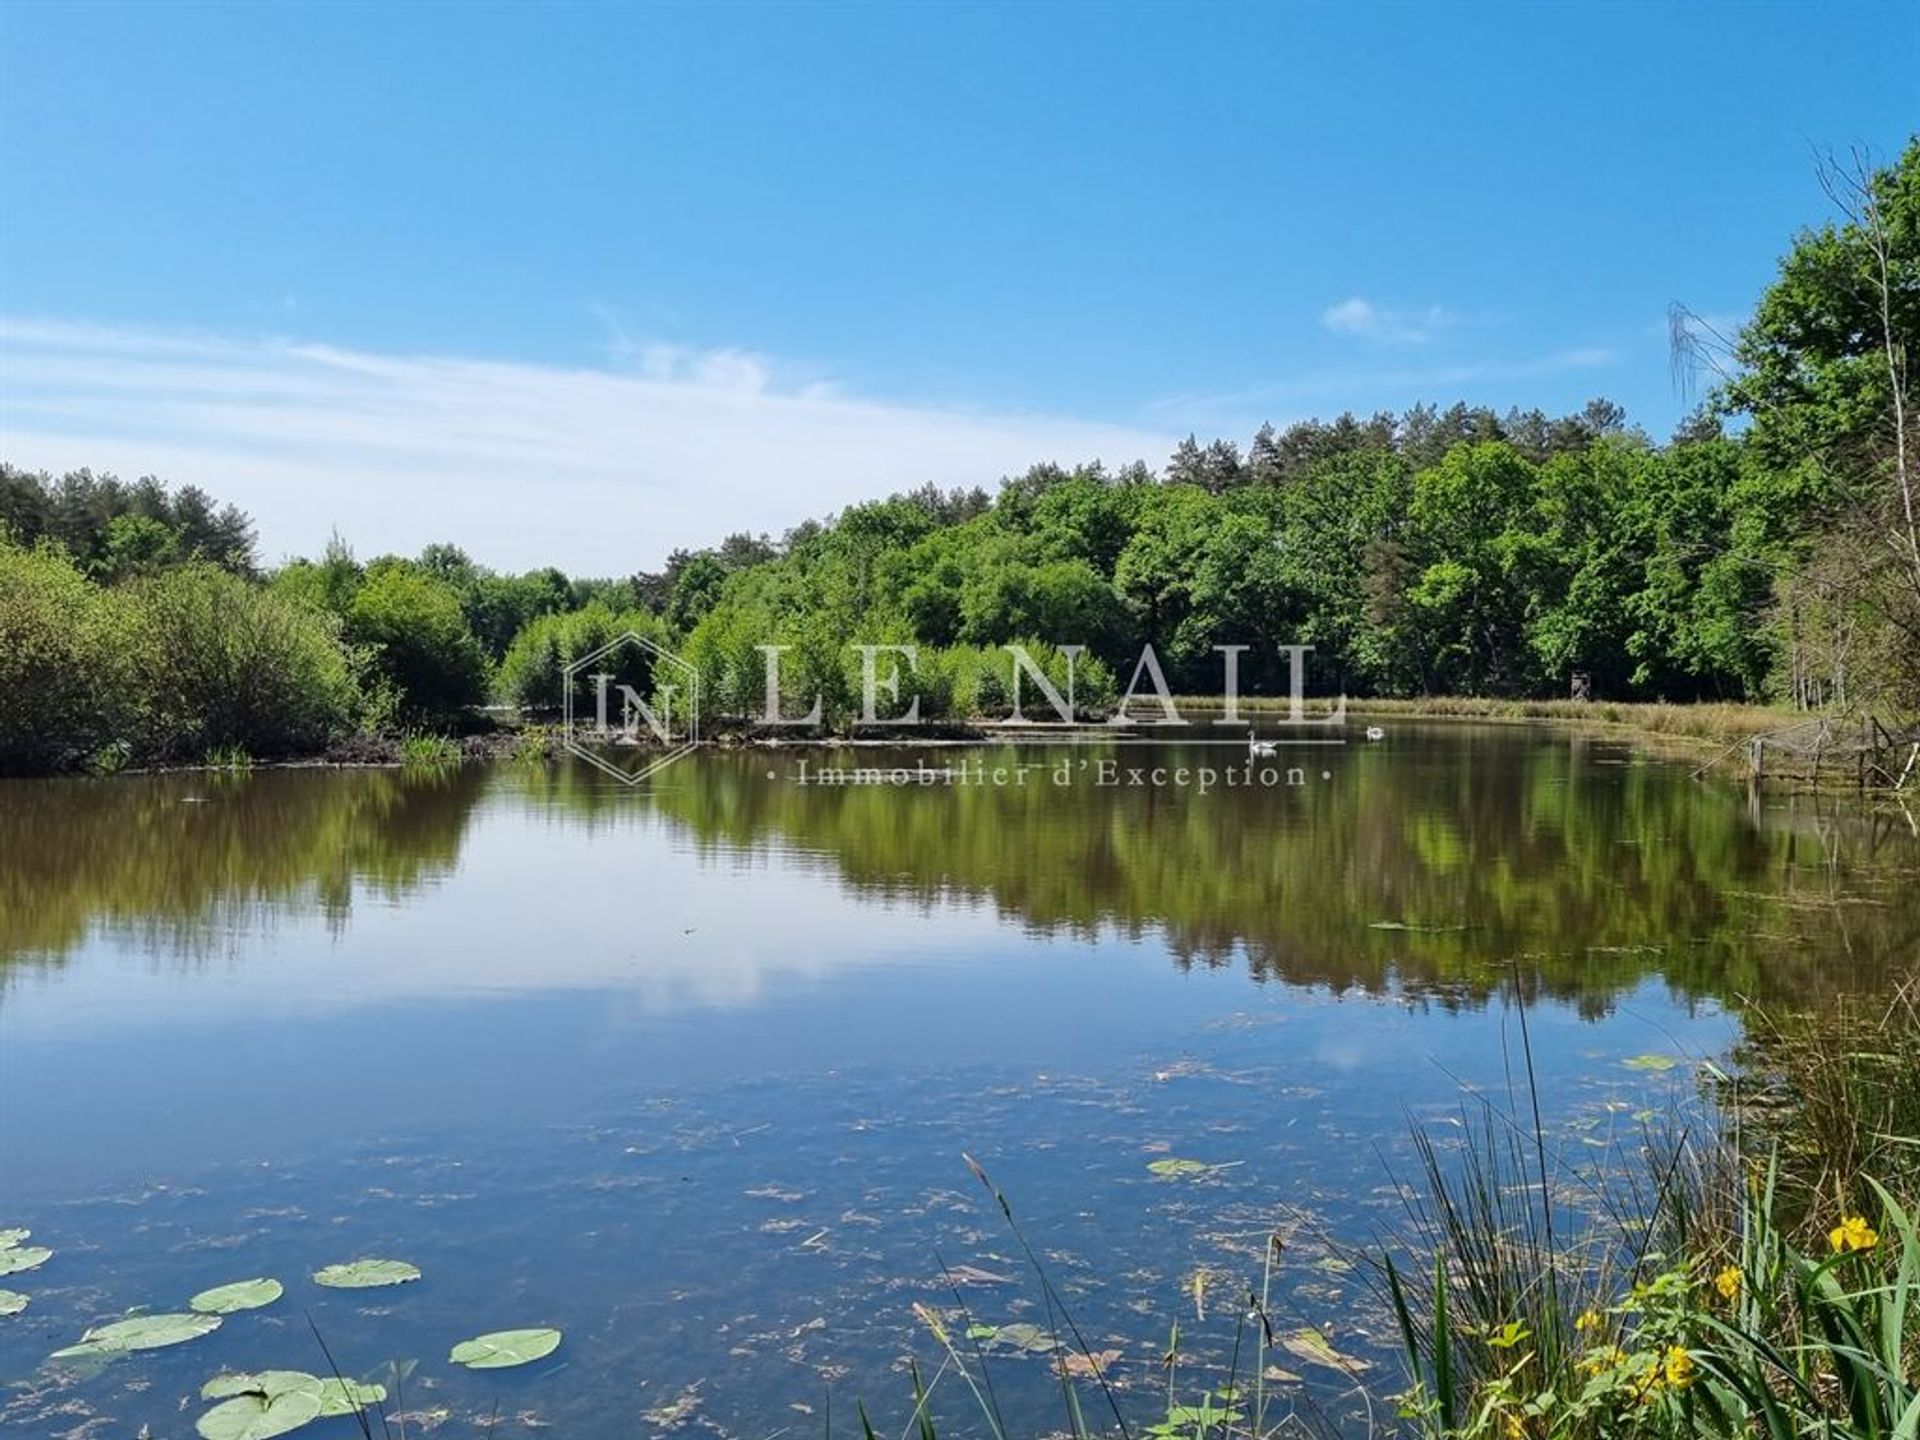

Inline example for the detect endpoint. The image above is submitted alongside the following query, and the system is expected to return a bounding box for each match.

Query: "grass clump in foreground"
[1381,979,1920,1440]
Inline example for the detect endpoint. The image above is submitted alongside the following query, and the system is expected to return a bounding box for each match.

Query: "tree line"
[2,140,1913,772]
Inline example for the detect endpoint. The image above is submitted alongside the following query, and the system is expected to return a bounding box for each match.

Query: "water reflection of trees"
[619,731,1920,1013]
[5,730,1917,1013]
[0,768,483,984]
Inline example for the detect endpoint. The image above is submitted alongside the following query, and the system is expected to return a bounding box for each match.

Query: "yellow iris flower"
[1829,1215,1880,1254]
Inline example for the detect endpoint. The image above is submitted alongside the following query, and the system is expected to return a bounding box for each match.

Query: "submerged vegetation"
[868,978,1920,1440]
[3,141,1916,773]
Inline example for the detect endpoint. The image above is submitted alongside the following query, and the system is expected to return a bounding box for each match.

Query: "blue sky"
[1,2,1914,571]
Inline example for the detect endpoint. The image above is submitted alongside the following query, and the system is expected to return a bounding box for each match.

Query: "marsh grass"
[1380,979,1919,1440]
[1726,971,1920,1234]
[397,732,462,769]
[1189,696,1795,745]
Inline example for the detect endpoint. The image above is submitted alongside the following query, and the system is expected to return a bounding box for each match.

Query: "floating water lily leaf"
[312,1259,420,1289]
[1280,1327,1371,1373]
[196,1386,325,1440]
[202,1371,325,1402]
[1146,1158,1240,1179]
[0,1229,30,1249]
[983,1321,1060,1354]
[449,1327,562,1369]
[1622,1054,1680,1072]
[48,1340,119,1363]
[0,1245,51,1276]
[315,1378,387,1417]
[82,1311,223,1351]
[0,1289,26,1316]
[191,1278,284,1314]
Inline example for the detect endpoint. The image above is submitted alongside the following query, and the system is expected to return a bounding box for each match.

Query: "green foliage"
[1725,140,1920,483]
[124,564,357,761]
[344,565,489,724]
[0,465,255,576]
[1386,976,1920,1440]
[0,537,130,773]
[495,602,671,714]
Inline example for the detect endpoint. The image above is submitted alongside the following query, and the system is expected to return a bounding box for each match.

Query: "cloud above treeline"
[0,318,1172,574]
[1320,296,1457,345]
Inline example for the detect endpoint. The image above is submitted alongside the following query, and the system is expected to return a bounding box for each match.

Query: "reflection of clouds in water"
[5,807,1006,1035]
[1310,1036,1369,1072]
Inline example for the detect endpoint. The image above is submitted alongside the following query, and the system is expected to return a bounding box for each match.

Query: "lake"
[3,725,1916,1437]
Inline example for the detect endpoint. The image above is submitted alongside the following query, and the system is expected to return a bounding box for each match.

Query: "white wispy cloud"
[1321,296,1456,345]
[1148,345,1619,431]
[0,318,1171,574]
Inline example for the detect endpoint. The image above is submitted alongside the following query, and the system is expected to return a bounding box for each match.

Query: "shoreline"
[24,699,1896,788]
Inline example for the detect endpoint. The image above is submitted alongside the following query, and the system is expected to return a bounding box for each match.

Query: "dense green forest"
[2,141,1914,772]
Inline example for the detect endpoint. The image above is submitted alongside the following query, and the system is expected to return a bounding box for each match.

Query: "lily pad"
[1622,1054,1680,1072]
[1146,1158,1240,1179]
[48,1340,120,1364]
[981,1321,1060,1354]
[197,1387,325,1440]
[315,1378,387,1416]
[203,1371,326,1401]
[1281,1326,1371,1374]
[449,1327,563,1369]
[191,1278,284,1314]
[0,1289,26,1317]
[79,1311,223,1351]
[0,1229,30,1249]
[0,1245,51,1277]
[311,1259,420,1289]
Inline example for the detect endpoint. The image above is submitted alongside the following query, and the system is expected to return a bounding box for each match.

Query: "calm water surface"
[2,726,1916,1436]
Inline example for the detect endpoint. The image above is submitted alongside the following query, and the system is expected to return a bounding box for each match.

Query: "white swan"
[1248,735,1277,756]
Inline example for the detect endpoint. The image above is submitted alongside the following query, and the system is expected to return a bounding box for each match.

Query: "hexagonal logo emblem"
[560,632,701,784]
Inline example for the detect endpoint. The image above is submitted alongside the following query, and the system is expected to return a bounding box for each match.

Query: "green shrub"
[496,603,671,714]
[122,563,358,760]
[0,538,130,772]
[345,565,489,724]
[965,640,1117,720]
[682,600,775,720]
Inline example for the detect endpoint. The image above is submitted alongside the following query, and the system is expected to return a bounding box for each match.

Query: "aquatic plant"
[310,1258,421,1288]
[189,1278,284,1314]
[398,731,462,768]
[448,1327,564,1368]
[1381,979,1920,1440]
